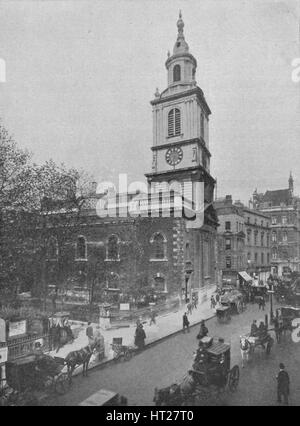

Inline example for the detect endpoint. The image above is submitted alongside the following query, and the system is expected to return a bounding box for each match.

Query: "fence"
[7,334,49,361]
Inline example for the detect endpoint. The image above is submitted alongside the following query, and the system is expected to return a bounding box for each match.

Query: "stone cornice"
[151,137,211,158]
[151,86,211,116]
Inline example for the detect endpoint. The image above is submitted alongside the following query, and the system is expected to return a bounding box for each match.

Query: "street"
[44,301,300,406]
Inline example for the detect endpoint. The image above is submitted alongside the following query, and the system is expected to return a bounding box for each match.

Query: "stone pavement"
[48,286,217,375]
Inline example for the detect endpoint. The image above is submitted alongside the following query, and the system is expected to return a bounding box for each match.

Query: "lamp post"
[184,260,194,304]
[267,283,275,324]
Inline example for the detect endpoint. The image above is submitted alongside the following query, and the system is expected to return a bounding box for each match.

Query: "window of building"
[247,229,251,244]
[272,231,277,242]
[173,64,181,82]
[261,253,264,265]
[151,232,167,260]
[261,220,264,227]
[47,236,58,260]
[261,232,264,247]
[106,234,119,261]
[225,239,231,250]
[283,231,288,242]
[272,216,277,225]
[168,108,181,137]
[247,252,251,261]
[226,256,231,269]
[254,253,258,264]
[76,236,87,260]
[267,253,270,264]
[185,242,190,260]
[272,248,278,260]
[225,221,231,231]
[282,216,287,225]
[267,234,270,247]
[254,232,258,246]
[200,112,204,139]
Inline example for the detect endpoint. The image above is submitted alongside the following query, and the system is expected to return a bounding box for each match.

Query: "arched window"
[107,235,119,261]
[76,236,87,260]
[47,236,58,260]
[272,247,278,260]
[173,64,181,82]
[272,231,277,242]
[150,232,167,260]
[168,108,181,137]
[283,231,288,242]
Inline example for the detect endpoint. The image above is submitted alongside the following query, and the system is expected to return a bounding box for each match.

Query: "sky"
[0,0,299,204]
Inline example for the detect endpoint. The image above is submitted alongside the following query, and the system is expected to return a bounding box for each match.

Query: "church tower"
[146,12,215,208]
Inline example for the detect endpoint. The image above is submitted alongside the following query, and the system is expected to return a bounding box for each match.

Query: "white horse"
[240,336,251,368]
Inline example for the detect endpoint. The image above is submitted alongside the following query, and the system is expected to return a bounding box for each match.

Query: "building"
[251,174,300,276]
[214,196,246,286]
[32,13,218,309]
[214,196,271,285]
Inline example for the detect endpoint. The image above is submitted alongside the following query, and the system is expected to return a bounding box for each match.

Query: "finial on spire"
[167,50,170,58]
[179,10,182,19]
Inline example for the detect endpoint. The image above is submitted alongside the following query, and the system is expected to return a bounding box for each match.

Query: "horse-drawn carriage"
[276,306,300,334]
[220,288,243,315]
[216,305,231,324]
[2,353,70,406]
[153,337,239,405]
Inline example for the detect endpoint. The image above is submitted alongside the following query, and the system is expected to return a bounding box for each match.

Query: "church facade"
[41,13,219,307]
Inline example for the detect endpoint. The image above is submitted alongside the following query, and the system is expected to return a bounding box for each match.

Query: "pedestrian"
[187,302,193,315]
[149,309,157,326]
[192,296,198,310]
[273,317,281,344]
[210,295,216,310]
[86,321,94,346]
[276,363,290,405]
[134,324,146,350]
[197,320,208,341]
[182,312,190,333]
[215,293,220,306]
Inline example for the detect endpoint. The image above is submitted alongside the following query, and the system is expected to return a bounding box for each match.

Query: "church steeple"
[164,11,197,92]
[173,10,189,55]
[289,172,294,194]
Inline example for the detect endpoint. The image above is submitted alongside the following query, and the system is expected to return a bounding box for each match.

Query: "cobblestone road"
[45,301,300,406]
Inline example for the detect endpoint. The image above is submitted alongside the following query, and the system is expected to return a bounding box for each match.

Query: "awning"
[238,271,252,283]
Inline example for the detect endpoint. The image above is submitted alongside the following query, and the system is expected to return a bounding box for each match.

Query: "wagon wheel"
[55,373,71,395]
[228,365,239,392]
[124,348,133,361]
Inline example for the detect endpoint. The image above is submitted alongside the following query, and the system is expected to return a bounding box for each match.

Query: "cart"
[111,337,134,362]
[3,353,70,406]
[153,337,239,405]
[216,306,231,324]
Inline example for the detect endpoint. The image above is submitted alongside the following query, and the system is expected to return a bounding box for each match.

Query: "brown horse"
[65,341,99,382]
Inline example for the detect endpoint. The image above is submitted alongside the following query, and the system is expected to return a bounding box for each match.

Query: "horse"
[240,336,251,367]
[153,373,196,406]
[65,341,99,382]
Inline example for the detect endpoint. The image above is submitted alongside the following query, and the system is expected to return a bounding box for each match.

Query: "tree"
[0,123,93,306]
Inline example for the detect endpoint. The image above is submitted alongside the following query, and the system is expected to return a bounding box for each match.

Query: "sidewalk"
[48,287,216,376]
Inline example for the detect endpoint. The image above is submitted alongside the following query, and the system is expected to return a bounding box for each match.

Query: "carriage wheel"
[124,349,133,361]
[228,365,239,392]
[55,373,71,395]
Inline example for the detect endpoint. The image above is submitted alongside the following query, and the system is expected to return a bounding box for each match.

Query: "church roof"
[260,189,291,206]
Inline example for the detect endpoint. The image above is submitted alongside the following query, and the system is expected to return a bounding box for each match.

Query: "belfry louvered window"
[168,108,181,137]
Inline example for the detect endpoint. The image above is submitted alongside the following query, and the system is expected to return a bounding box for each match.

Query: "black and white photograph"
[0,0,300,409]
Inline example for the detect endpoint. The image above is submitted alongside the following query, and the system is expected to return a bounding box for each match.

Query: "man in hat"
[276,363,290,405]
[182,312,190,333]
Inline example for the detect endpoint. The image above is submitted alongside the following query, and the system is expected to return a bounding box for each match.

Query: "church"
[42,13,219,309]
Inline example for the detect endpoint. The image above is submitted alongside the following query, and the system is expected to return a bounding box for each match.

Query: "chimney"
[225,195,232,204]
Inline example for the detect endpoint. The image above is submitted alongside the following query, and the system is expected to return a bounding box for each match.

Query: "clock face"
[165,147,183,166]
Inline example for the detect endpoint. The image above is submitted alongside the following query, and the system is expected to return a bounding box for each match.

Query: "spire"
[173,11,189,54]
[289,171,294,192]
